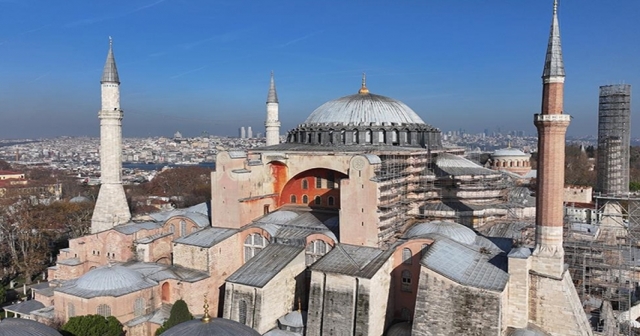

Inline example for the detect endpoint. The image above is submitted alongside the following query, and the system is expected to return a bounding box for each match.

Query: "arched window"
[161,282,170,302]
[302,195,309,204]
[290,195,297,204]
[379,130,386,143]
[401,270,412,292]
[67,303,75,318]
[244,233,268,262]
[366,129,372,144]
[97,304,111,317]
[392,130,399,144]
[180,220,187,237]
[314,196,322,205]
[340,130,346,144]
[302,179,308,190]
[317,132,322,144]
[402,248,412,265]
[329,130,334,144]
[327,196,335,206]
[239,300,247,325]
[306,240,332,266]
[169,224,175,234]
[316,177,322,189]
[134,297,145,317]
[353,129,359,143]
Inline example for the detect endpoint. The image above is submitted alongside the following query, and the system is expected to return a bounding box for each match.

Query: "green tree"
[60,315,124,336]
[155,299,193,335]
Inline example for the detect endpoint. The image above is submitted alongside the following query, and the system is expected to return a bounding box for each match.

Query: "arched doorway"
[161,282,170,302]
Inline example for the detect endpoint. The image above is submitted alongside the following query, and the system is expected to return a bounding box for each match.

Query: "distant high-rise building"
[91,38,131,233]
[239,127,246,139]
[247,126,253,139]
[265,71,280,146]
[596,84,631,195]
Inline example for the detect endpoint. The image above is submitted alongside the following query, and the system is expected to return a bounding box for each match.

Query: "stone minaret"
[91,38,131,234]
[265,71,280,146]
[532,0,571,278]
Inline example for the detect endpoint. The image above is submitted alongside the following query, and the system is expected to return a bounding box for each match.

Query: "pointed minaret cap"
[542,0,565,78]
[358,72,369,95]
[267,71,278,104]
[101,37,120,84]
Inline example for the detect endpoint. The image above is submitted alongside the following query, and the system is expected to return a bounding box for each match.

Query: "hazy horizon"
[0,0,638,139]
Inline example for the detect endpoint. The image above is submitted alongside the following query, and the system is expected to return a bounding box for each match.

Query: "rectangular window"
[316,177,322,189]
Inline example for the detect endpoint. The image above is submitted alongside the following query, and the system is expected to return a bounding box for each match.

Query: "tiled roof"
[226,244,303,288]
[4,300,45,315]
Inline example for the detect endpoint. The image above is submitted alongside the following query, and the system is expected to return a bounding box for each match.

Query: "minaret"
[532,0,570,278]
[265,71,280,146]
[91,37,131,234]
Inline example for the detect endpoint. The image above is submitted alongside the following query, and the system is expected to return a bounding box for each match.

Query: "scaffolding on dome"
[564,193,640,334]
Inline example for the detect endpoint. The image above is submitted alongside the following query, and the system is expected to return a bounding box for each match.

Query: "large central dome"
[304,93,425,126]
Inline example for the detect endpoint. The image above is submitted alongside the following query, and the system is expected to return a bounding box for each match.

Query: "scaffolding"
[564,193,640,334]
[597,84,632,195]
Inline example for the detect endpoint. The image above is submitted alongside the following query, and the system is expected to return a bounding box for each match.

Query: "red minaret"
[532,0,570,278]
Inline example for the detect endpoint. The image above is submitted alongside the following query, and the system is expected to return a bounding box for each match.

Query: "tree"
[565,144,596,187]
[155,299,193,335]
[0,160,11,171]
[0,285,6,304]
[60,315,124,336]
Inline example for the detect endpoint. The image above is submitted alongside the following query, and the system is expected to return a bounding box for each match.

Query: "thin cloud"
[170,65,208,79]
[30,72,50,83]
[277,31,322,48]
[65,0,167,28]
[0,24,50,46]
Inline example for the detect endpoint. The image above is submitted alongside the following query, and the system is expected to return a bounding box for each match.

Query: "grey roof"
[226,244,303,288]
[148,303,172,325]
[57,258,82,266]
[4,300,45,315]
[162,318,261,336]
[542,0,565,78]
[101,38,120,84]
[148,203,210,227]
[508,246,532,259]
[264,330,301,336]
[311,244,392,278]
[506,186,536,206]
[303,92,426,126]
[123,262,209,283]
[136,232,173,244]
[252,209,339,245]
[278,310,306,328]
[56,264,156,298]
[114,221,161,235]
[421,238,509,292]
[267,71,278,103]
[0,318,62,336]
[493,148,529,157]
[174,227,237,248]
[30,306,55,320]
[405,221,477,245]
[434,153,499,177]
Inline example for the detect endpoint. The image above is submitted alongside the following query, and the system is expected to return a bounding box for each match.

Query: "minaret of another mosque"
[532,0,570,278]
[265,71,281,146]
[91,37,131,234]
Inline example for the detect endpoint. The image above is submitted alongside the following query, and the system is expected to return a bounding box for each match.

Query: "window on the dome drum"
[366,129,372,143]
[392,130,399,145]
[290,195,297,204]
[379,130,386,143]
[340,130,346,144]
[353,129,358,143]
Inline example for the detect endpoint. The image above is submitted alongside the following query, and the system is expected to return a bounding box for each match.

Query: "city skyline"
[0,0,638,139]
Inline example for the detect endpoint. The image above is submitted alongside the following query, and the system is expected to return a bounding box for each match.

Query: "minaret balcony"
[534,114,570,122]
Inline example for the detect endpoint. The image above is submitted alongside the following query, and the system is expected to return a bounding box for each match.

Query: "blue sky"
[0,0,638,139]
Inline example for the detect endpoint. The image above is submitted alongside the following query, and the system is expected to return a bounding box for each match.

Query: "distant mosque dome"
[404,221,477,245]
[71,265,154,297]
[492,148,529,157]
[385,322,412,336]
[0,318,62,336]
[162,318,261,336]
[285,74,442,149]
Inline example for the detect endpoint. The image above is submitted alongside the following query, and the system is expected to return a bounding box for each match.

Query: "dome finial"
[358,72,369,95]
[202,293,211,323]
[553,0,558,15]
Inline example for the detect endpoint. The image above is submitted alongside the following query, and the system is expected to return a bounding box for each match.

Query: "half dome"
[304,93,425,126]
[404,221,477,245]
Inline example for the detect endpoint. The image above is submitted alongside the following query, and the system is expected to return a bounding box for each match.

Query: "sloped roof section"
[173,227,237,248]
[434,153,499,177]
[311,244,392,278]
[226,244,303,288]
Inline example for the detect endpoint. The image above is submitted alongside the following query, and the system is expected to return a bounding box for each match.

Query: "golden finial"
[202,293,211,323]
[358,72,369,95]
[553,0,558,15]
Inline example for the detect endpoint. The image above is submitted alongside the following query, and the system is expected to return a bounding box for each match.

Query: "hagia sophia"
[4,1,595,335]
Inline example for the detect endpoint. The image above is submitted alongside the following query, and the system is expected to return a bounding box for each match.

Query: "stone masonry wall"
[412,267,502,336]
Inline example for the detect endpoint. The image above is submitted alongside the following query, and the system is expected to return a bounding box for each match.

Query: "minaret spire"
[267,70,278,104]
[542,0,564,80]
[265,71,281,146]
[101,37,120,84]
[358,72,369,95]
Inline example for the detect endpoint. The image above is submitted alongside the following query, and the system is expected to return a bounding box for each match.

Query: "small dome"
[492,148,529,157]
[304,93,425,126]
[404,221,477,245]
[75,265,148,293]
[278,310,306,329]
[386,322,412,336]
[0,318,62,336]
[162,318,261,336]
